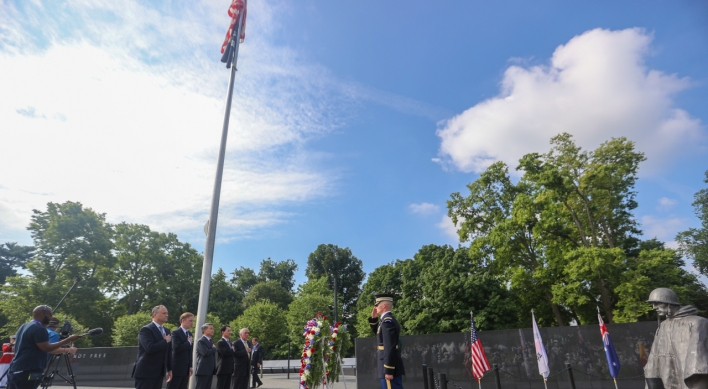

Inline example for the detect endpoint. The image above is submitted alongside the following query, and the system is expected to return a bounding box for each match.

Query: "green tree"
[209,269,244,324]
[297,276,331,296]
[447,161,570,326]
[232,301,287,359]
[231,267,259,295]
[357,246,518,335]
[306,244,364,322]
[0,201,116,345]
[286,278,335,350]
[112,311,152,346]
[517,134,645,323]
[140,237,203,325]
[449,134,708,325]
[0,242,34,284]
[677,170,708,276]
[355,262,403,337]
[112,223,169,315]
[112,310,204,346]
[242,280,293,310]
[402,245,518,334]
[202,313,223,332]
[613,245,708,322]
[258,258,298,292]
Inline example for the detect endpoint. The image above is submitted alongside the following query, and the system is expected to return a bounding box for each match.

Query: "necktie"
[209,338,213,346]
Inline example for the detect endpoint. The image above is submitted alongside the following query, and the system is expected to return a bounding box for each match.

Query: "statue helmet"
[647,288,680,305]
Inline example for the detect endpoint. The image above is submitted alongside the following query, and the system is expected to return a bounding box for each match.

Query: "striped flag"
[518,329,533,378]
[470,312,491,380]
[531,311,550,380]
[598,312,621,378]
[221,0,247,54]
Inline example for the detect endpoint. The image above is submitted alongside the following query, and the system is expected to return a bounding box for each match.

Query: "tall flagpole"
[189,2,246,389]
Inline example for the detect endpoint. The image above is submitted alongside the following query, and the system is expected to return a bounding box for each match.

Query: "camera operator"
[45,318,77,357]
[7,305,81,389]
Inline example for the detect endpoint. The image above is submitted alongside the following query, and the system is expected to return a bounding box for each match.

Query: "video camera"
[59,320,74,340]
[57,320,103,340]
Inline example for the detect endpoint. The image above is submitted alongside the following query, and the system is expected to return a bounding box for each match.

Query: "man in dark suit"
[195,323,217,389]
[250,337,263,388]
[231,328,251,389]
[216,325,235,389]
[133,305,173,389]
[167,312,194,389]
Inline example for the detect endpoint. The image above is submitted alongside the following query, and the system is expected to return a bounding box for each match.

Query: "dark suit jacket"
[195,336,216,376]
[216,338,235,375]
[250,344,263,368]
[232,339,251,377]
[171,327,193,377]
[134,323,173,379]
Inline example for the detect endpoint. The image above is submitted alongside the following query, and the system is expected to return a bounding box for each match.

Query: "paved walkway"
[68,373,357,389]
[249,373,357,389]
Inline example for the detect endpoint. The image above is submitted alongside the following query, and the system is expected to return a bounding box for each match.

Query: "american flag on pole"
[470,312,491,380]
[221,0,247,54]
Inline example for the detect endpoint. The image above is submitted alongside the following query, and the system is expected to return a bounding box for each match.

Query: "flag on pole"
[531,311,550,380]
[518,329,533,378]
[470,312,491,380]
[598,312,621,378]
[221,0,247,53]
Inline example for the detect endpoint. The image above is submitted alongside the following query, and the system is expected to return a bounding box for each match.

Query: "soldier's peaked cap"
[374,293,394,306]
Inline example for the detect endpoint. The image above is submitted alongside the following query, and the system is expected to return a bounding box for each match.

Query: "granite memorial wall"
[356,321,658,389]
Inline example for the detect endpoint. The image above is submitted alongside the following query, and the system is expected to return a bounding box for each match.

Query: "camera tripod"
[40,350,77,389]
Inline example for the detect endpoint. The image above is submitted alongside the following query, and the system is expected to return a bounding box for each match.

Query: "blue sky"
[1,0,707,286]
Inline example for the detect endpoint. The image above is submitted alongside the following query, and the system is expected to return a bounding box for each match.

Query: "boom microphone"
[81,328,103,336]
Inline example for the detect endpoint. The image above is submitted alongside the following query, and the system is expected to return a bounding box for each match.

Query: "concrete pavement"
[68,373,357,389]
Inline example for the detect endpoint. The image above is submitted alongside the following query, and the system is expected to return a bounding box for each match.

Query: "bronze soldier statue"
[645,288,708,389]
[368,293,405,389]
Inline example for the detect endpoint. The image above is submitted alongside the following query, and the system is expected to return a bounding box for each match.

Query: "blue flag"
[598,313,621,378]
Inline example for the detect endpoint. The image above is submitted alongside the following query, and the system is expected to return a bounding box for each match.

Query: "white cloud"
[436,28,705,174]
[664,241,679,250]
[641,215,687,241]
[0,0,345,241]
[409,202,440,215]
[657,197,678,211]
[436,215,461,241]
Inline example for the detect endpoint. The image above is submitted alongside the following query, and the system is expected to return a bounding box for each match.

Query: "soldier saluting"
[368,293,405,389]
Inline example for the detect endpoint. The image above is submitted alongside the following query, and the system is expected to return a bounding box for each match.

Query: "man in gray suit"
[195,323,216,389]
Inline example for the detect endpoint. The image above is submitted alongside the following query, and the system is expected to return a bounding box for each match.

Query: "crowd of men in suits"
[133,305,264,389]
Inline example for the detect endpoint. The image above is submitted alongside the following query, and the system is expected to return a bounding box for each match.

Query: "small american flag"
[470,312,491,380]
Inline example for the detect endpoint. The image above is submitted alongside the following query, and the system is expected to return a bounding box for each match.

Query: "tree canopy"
[306,244,364,320]
[448,134,708,325]
[3,155,707,349]
[0,242,34,284]
[357,245,517,336]
[232,301,288,359]
[677,170,708,277]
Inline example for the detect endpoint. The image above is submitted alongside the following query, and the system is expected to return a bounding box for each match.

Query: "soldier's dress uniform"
[368,294,405,389]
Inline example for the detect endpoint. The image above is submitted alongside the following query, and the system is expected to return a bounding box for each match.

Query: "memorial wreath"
[299,312,349,389]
